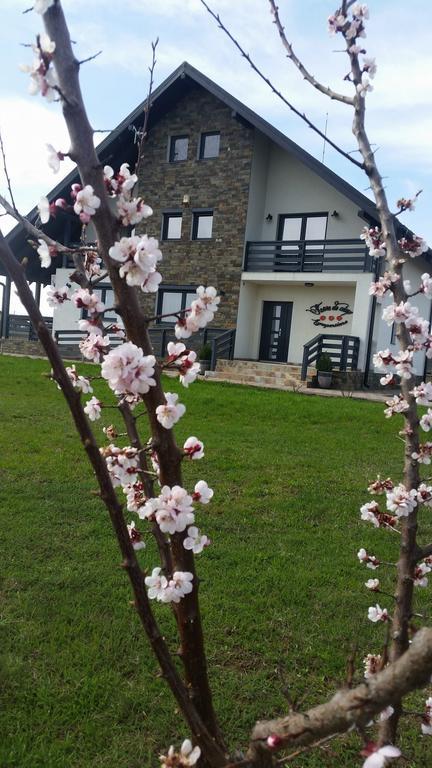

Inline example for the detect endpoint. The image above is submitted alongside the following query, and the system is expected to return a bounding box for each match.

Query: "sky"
[0,0,431,314]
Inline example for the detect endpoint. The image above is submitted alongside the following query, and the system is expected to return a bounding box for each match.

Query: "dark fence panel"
[301,334,360,380]
[245,239,372,273]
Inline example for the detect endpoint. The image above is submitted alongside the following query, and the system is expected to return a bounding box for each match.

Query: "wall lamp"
[331,209,339,218]
[304,282,315,287]
[182,194,191,207]
[265,213,273,222]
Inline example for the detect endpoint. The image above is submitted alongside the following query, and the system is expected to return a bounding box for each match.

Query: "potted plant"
[316,353,333,388]
[197,342,212,375]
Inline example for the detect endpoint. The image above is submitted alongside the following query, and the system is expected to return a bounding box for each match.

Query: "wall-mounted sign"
[306,300,353,328]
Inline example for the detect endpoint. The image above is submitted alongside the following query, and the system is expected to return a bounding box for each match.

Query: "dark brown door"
[259,301,292,362]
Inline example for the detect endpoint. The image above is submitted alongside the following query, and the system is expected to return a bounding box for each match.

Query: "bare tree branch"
[249,627,432,755]
[134,38,158,181]
[0,130,18,211]
[199,0,364,169]
[268,0,354,105]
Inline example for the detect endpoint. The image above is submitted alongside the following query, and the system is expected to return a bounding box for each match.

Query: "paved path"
[203,374,388,403]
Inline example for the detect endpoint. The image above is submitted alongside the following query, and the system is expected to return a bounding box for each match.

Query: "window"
[162,212,182,240]
[192,210,213,240]
[277,213,328,243]
[199,132,220,159]
[169,135,188,162]
[157,287,197,324]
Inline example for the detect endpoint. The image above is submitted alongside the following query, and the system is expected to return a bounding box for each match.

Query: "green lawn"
[1,355,431,767]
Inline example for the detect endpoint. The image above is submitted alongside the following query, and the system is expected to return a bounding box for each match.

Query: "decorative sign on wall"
[306,300,353,328]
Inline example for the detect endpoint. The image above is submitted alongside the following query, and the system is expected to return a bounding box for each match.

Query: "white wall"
[236,273,372,365]
[51,268,81,335]
[245,137,367,243]
[374,257,432,377]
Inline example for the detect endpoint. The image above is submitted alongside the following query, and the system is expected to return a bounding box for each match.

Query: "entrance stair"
[209,359,315,390]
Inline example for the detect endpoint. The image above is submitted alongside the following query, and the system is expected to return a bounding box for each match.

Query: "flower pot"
[199,360,211,375]
[317,371,332,388]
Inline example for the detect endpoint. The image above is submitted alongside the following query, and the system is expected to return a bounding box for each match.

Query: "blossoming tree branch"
[0,1,432,767]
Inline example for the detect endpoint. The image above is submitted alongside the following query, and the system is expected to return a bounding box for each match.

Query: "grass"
[1,355,431,767]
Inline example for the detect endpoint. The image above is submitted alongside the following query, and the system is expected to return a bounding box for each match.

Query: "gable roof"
[2,61,404,282]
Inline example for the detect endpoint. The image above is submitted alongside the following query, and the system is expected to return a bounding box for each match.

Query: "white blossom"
[358,548,380,569]
[357,76,373,97]
[383,395,409,418]
[382,301,418,327]
[83,396,102,421]
[183,526,210,554]
[362,745,401,768]
[145,567,193,604]
[100,444,140,488]
[378,706,394,722]
[73,185,101,223]
[183,436,205,459]
[363,653,382,678]
[362,56,377,78]
[193,480,213,504]
[65,364,92,393]
[420,409,432,432]
[101,342,156,395]
[159,740,201,768]
[174,286,220,339]
[117,196,153,226]
[367,604,389,623]
[166,342,200,387]
[71,288,104,314]
[386,484,417,517]
[414,562,431,587]
[36,239,53,268]
[109,234,162,293]
[421,273,432,297]
[46,284,69,307]
[156,392,186,430]
[145,485,195,535]
[46,143,63,173]
[34,0,55,12]
[421,696,432,735]
[127,521,145,551]
[365,578,380,591]
[37,196,50,224]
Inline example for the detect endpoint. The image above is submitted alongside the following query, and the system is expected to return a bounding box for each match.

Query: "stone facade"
[137,84,255,327]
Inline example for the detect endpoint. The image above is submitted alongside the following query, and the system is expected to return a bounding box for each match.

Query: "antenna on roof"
[322,112,329,164]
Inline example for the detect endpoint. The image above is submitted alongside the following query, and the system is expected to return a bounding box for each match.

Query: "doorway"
[259,301,293,362]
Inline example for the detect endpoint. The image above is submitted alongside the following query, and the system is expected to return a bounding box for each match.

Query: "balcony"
[244,239,373,273]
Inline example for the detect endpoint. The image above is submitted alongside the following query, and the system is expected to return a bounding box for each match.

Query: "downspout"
[363,256,381,388]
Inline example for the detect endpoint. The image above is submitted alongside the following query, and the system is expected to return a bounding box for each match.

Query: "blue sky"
[1,0,431,311]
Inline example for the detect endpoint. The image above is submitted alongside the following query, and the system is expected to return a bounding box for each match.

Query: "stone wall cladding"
[136,85,254,328]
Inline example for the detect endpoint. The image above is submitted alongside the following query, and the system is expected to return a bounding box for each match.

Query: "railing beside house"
[55,326,236,371]
[245,239,372,273]
[7,314,52,340]
[301,334,360,380]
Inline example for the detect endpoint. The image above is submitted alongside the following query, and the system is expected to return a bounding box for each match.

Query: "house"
[3,62,431,385]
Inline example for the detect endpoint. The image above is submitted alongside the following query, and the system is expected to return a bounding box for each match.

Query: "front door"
[259,301,293,362]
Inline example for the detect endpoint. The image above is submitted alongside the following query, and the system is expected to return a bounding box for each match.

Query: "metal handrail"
[245,238,371,273]
[301,333,360,380]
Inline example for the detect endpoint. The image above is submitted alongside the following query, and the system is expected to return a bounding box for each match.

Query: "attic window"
[199,132,220,159]
[169,135,188,162]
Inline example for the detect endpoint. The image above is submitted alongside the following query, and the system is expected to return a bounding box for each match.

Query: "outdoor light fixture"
[182,194,190,207]
[331,209,339,217]
[304,282,315,287]
[265,213,273,222]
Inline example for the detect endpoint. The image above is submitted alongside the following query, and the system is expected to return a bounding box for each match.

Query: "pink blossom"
[367,604,389,623]
[420,410,432,432]
[393,349,413,380]
[183,526,210,554]
[83,396,102,421]
[156,392,186,430]
[327,13,346,35]
[166,342,200,387]
[47,284,69,307]
[373,349,394,370]
[362,56,377,78]
[139,485,195,534]
[78,318,103,336]
[124,481,146,514]
[71,288,104,314]
[380,374,395,387]
[421,273,432,297]
[183,436,205,459]
[398,235,428,258]
[383,395,409,418]
[382,301,418,327]
[361,226,385,258]
[79,333,109,363]
[411,442,432,464]
[368,477,394,494]
[101,342,156,395]
[73,185,101,223]
[117,196,153,226]
[174,286,220,339]
[357,76,373,97]
[414,562,431,587]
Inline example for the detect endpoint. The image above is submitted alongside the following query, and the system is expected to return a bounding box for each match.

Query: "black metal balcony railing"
[245,239,372,273]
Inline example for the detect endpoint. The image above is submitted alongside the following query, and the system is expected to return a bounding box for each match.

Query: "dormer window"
[169,135,188,162]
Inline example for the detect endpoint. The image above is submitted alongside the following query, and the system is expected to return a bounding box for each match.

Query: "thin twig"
[0,129,18,211]
[134,38,158,180]
[199,0,364,169]
[78,50,102,65]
